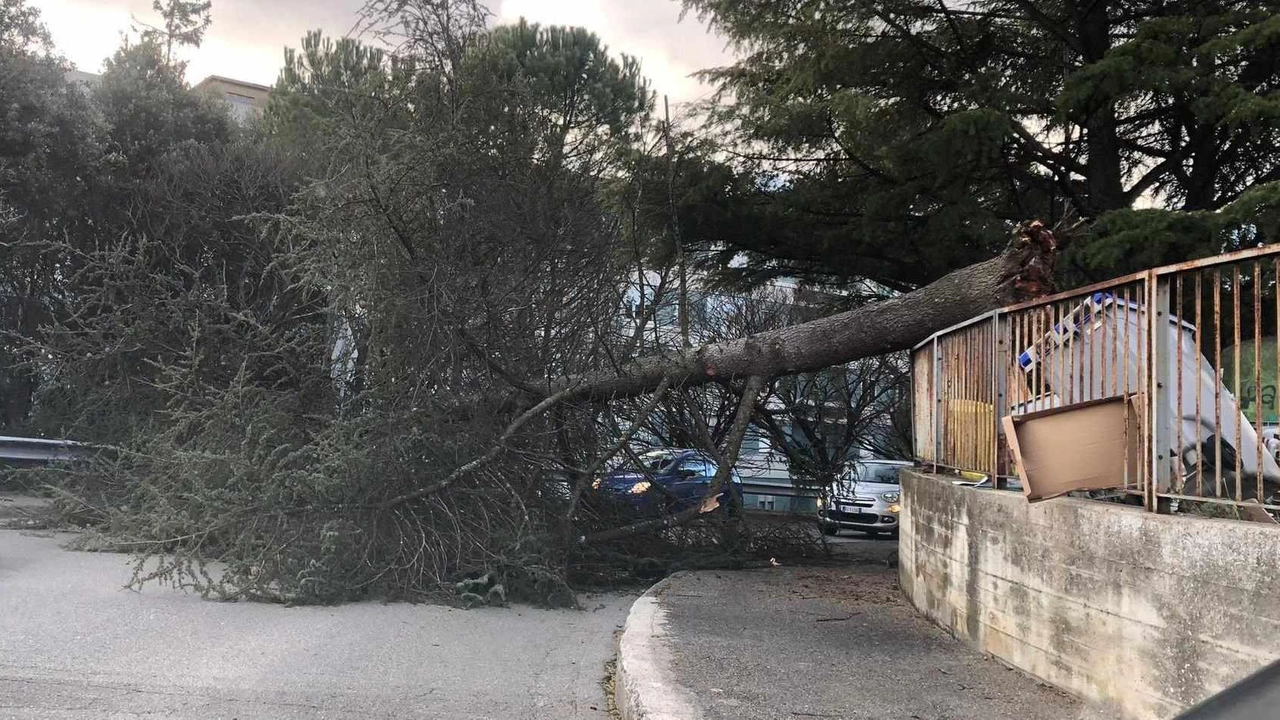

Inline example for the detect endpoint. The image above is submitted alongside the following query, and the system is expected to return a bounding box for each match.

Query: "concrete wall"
[899,469,1280,719]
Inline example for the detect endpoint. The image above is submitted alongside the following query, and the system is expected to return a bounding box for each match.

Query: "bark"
[1078,0,1126,216]
[541,220,1059,403]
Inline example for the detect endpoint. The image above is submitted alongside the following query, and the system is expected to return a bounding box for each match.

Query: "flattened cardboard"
[1002,395,1140,502]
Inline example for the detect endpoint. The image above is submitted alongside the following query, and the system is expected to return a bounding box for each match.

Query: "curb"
[615,572,703,720]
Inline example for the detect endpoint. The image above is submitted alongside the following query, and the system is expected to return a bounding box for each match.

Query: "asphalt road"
[0,528,634,719]
[658,536,1111,720]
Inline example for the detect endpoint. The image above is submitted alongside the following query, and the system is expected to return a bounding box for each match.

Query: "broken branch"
[380,387,575,510]
[580,375,766,544]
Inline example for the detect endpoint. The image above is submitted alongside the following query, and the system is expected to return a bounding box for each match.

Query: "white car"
[817,460,910,538]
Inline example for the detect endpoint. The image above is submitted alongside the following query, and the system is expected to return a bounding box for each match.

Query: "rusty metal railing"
[919,313,1001,477]
[912,245,1280,516]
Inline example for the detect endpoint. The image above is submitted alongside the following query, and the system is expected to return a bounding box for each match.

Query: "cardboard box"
[1002,395,1141,502]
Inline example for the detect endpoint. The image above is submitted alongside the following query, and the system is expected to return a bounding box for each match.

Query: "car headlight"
[889,503,902,513]
[629,481,651,495]
[816,497,825,510]
[880,491,900,503]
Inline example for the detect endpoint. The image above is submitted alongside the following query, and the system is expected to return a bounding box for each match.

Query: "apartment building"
[64,70,270,123]
[192,75,271,122]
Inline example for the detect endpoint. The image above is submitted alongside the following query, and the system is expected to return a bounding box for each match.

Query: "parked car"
[594,448,744,514]
[818,459,911,537]
[1262,425,1280,466]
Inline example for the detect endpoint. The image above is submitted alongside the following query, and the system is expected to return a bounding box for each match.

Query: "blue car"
[594,449,744,514]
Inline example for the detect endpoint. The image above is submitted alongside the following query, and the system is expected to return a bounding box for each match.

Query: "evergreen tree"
[0,0,103,430]
[94,36,231,172]
[133,0,213,64]
[680,0,1280,286]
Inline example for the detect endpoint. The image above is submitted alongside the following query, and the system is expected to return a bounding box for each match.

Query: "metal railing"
[912,245,1280,515]
[0,435,85,465]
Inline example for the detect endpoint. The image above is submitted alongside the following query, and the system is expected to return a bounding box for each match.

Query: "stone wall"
[899,469,1280,719]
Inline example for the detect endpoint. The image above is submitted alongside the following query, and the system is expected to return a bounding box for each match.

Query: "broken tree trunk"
[543,220,1059,402]
[380,222,1057,509]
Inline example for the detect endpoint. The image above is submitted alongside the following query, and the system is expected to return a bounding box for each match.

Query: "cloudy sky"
[33,0,732,103]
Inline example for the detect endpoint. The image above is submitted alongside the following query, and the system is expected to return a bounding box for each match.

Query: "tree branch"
[580,375,766,544]
[379,387,574,509]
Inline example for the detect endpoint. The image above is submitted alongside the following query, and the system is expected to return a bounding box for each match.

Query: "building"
[64,69,102,89]
[191,75,271,122]
[62,70,270,123]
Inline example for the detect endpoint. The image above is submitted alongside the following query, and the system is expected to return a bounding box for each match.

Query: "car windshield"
[679,457,717,476]
[638,453,679,473]
[858,464,902,485]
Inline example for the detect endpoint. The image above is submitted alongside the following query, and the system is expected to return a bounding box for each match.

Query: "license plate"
[839,504,856,513]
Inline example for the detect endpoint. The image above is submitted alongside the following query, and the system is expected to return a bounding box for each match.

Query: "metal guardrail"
[913,244,1280,514]
[0,436,86,464]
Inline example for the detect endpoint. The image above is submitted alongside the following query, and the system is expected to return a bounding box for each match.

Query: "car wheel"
[821,525,839,536]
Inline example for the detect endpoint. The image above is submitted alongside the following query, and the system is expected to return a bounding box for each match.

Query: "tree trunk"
[541,221,1059,402]
[1077,0,1126,216]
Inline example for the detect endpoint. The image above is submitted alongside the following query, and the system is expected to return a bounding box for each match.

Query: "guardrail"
[913,244,1280,515]
[0,435,86,465]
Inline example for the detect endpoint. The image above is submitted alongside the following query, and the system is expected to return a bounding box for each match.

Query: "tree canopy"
[678,0,1280,289]
[0,0,103,430]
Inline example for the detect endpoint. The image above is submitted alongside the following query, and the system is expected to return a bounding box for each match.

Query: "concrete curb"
[615,572,703,720]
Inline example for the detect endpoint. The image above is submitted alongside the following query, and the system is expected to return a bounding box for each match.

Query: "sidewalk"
[617,539,1109,720]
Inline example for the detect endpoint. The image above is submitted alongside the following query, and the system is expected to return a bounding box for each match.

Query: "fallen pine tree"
[533,219,1060,403]
[19,220,1060,605]
[380,221,1061,546]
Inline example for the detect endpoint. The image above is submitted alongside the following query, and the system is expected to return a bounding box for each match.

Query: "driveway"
[0,528,634,719]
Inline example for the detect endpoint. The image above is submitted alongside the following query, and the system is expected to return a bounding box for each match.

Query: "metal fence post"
[992,312,1007,488]
[1147,270,1172,511]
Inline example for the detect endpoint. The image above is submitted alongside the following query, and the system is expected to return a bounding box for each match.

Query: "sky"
[32,0,732,104]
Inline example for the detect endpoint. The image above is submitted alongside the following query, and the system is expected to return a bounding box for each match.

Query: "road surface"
[655,537,1109,720]
[0,528,633,719]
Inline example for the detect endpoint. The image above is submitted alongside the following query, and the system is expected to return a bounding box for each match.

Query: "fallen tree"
[516,220,1059,545]
[15,0,1064,603]
[537,219,1059,403]
[23,183,1061,606]
[369,220,1061,517]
